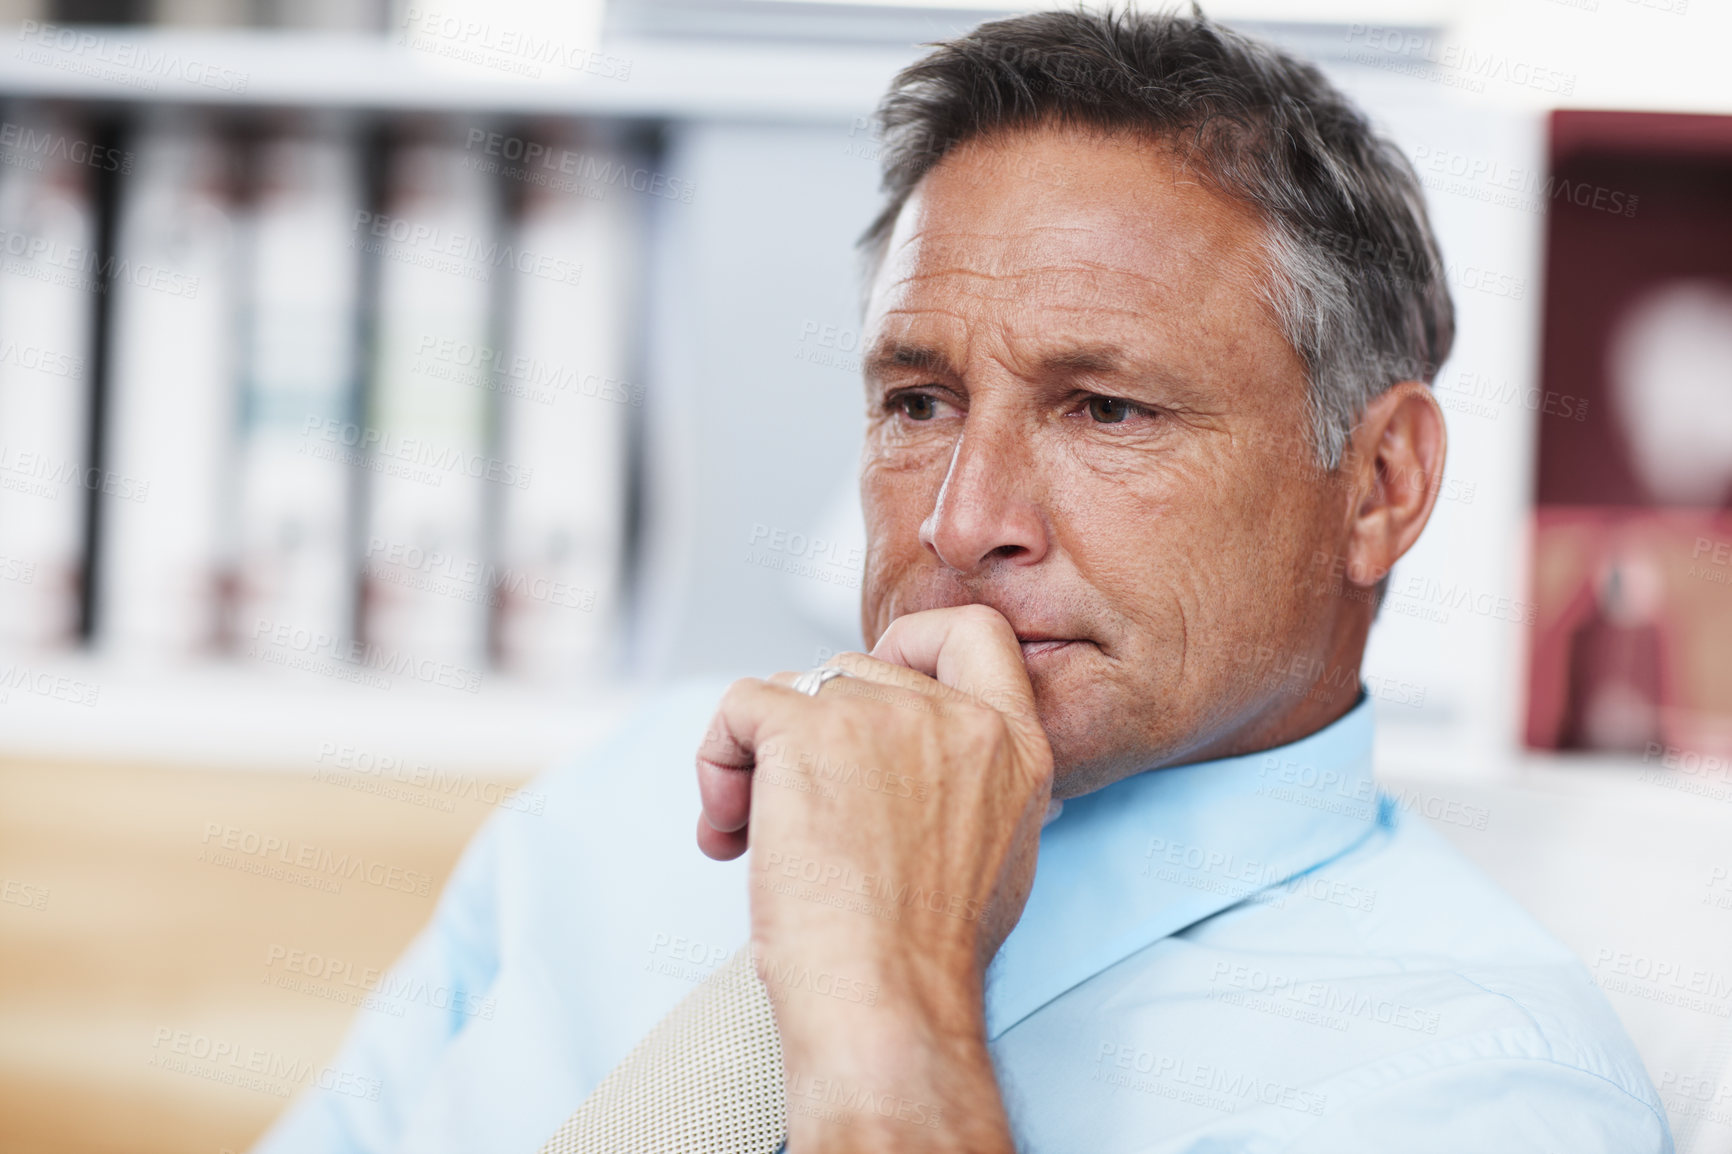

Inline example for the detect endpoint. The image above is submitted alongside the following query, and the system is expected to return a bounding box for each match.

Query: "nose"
[918,415,1050,573]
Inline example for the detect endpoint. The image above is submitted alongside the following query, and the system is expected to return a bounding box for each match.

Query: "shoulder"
[1266,798,1669,1144]
[1273,1031,1673,1153]
[998,794,1671,1152]
[1268,1009,1673,1153]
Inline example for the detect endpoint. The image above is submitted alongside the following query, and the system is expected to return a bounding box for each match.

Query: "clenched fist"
[695,604,1054,1153]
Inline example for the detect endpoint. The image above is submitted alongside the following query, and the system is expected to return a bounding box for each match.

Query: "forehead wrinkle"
[901,249,1141,280]
[890,256,1190,318]
[871,216,1283,389]
[890,278,1186,346]
[911,192,1254,255]
[885,278,1165,326]
[875,302,977,333]
[893,213,1194,277]
[876,319,1130,392]
[865,303,979,376]
[872,280,1193,383]
[893,266,1019,290]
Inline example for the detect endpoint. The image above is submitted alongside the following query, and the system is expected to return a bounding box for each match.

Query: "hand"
[694,604,1054,1152]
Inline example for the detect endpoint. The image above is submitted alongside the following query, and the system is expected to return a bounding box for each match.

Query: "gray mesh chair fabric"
[538,947,788,1154]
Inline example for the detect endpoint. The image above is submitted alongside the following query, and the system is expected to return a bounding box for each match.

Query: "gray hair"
[860,8,1454,468]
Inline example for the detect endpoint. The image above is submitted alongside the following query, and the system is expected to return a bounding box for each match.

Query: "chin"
[1043,723,1147,799]
[1026,673,1139,796]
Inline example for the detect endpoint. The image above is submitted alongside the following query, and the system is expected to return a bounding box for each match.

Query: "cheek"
[860,446,946,538]
[1046,459,1186,603]
[861,470,914,548]
[859,462,937,623]
[1050,451,1292,668]
[1181,475,1337,657]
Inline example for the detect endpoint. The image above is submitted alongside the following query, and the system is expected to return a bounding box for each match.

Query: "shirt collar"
[983,696,1379,1040]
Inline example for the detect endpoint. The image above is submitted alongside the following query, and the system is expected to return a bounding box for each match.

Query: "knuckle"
[953,705,1006,753]
[720,677,760,706]
[956,602,1005,630]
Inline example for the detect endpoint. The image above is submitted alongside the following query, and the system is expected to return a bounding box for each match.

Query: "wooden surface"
[0,755,521,1154]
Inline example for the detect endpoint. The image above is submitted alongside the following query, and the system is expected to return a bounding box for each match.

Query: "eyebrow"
[865,342,958,380]
[864,339,1183,392]
[1039,346,1126,376]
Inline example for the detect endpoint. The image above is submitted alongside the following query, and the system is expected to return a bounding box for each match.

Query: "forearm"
[775,959,1014,1153]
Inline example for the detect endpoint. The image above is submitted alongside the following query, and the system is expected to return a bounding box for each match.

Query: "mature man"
[260,11,1669,1153]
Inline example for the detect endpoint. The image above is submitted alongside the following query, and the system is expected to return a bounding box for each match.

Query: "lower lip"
[1019,639,1080,660]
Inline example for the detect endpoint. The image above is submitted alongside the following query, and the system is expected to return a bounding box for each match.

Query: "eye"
[1085,395,1136,423]
[893,392,939,421]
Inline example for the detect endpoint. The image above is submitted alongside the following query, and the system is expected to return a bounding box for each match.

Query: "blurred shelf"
[0,27,922,122]
[0,653,645,775]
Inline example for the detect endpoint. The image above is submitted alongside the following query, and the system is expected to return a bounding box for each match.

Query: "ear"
[1338,381,1448,589]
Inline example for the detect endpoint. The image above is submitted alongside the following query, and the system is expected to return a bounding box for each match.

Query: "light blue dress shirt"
[257,680,1672,1153]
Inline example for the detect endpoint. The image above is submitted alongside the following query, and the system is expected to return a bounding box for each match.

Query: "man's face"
[859,125,1357,796]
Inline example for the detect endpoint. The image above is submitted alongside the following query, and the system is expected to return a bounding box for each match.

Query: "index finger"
[869,604,1040,732]
[695,677,794,860]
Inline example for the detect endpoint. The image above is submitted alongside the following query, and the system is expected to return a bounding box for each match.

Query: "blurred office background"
[0,0,1728,1150]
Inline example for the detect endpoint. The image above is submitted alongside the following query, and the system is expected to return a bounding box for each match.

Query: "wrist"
[770,957,1010,1153]
[780,1021,1007,1153]
[756,926,983,1065]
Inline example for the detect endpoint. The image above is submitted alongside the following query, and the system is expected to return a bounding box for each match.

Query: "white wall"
[635,120,880,679]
